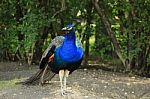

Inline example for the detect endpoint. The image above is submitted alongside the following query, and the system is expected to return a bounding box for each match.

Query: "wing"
[39,36,65,69]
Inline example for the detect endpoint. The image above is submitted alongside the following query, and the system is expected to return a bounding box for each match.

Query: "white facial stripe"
[67,27,72,30]
[62,27,67,30]
[62,26,73,31]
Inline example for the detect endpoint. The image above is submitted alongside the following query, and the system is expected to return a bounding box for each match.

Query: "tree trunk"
[126,0,137,71]
[15,0,24,61]
[126,31,132,70]
[84,31,90,66]
[83,0,93,66]
[92,0,126,66]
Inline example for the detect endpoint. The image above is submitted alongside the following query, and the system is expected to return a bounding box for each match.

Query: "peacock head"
[62,24,76,39]
[62,24,75,31]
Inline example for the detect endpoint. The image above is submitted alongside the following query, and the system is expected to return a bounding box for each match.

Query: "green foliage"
[1,0,53,58]
[17,9,45,53]
[0,0,150,74]
[0,1,17,56]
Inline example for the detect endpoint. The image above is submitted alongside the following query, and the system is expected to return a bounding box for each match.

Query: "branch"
[52,0,66,18]
[51,8,66,18]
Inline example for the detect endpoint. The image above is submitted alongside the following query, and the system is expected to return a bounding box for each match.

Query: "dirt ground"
[0,62,150,99]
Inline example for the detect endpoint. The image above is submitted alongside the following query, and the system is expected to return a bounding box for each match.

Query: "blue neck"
[64,30,76,41]
[59,30,78,61]
[62,30,76,48]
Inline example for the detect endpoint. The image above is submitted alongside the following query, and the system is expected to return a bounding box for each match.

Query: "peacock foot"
[61,90,67,96]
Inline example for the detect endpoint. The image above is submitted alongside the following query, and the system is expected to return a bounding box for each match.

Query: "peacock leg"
[59,70,65,95]
[64,69,70,92]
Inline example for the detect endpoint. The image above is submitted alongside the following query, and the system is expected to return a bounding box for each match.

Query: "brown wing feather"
[39,36,64,69]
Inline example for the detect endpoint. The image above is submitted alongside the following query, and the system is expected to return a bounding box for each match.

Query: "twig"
[51,0,66,18]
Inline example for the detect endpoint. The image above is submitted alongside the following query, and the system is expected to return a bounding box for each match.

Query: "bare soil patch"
[0,62,150,99]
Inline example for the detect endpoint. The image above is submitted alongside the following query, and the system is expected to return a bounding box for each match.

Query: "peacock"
[23,24,84,95]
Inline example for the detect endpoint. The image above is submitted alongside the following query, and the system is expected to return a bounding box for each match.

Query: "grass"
[0,78,23,89]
